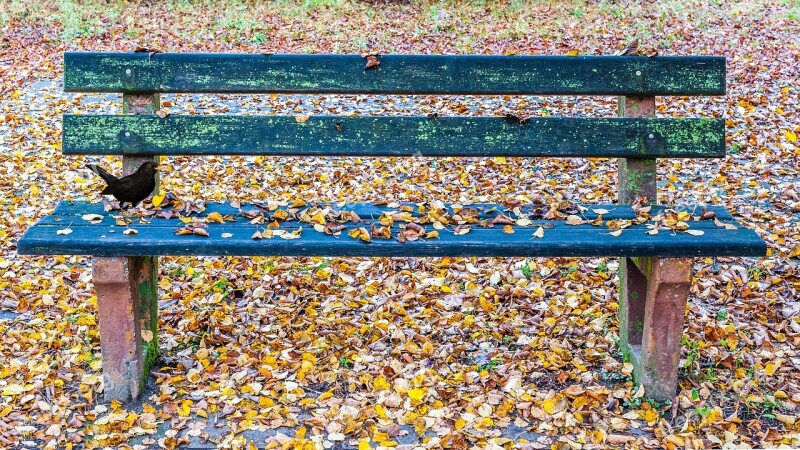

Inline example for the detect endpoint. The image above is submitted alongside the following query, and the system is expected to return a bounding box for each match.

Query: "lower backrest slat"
[63,115,725,158]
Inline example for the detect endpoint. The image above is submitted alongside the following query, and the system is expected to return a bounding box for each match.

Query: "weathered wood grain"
[64,53,726,96]
[63,115,725,158]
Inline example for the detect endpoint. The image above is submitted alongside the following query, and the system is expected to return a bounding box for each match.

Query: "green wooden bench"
[18,53,766,403]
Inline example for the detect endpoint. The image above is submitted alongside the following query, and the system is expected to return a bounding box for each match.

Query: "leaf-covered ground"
[1,0,799,448]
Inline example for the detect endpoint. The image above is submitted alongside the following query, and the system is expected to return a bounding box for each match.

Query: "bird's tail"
[85,164,118,185]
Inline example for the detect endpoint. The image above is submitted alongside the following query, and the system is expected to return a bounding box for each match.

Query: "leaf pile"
[0,0,799,449]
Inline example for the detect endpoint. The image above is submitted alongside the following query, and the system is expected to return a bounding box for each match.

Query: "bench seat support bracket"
[93,256,158,402]
[620,257,691,401]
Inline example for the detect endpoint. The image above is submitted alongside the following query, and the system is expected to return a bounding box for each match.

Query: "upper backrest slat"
[64,53,726,96]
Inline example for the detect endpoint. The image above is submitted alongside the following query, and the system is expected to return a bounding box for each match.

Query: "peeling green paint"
[63,115,725,158]
[64,53,726,96]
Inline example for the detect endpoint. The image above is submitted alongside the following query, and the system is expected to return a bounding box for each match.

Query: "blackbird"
[86,161,159,209]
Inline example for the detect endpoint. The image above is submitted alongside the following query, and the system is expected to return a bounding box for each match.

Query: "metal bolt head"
[125,69,132,76]
[648,133,655,139]
[125,132,131,137]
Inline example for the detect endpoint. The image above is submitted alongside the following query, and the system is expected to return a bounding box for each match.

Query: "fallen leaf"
[363,54,380,69]
[151,194,165,207]
[566,215,585,225]
[614,38,639,56]
[81,214,104,222]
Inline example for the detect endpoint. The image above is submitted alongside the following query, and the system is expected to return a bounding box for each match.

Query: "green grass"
[789,6,800,22]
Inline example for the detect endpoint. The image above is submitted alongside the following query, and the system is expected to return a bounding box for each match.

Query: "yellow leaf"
[566,49,580,56]
[455,417,466,430]
[207,212,224,223]
[408,387,426,402]
[543,393,567,414]
[2,384,24,396]
[373,376,390,392]
[296,426,307,438]
[375,404,388,419]
[359,441,371,450]
[151,194,165,207]
[273,209,288,220]
[503,224,514,234]
[786,130,797,142]
[177,400,192,417]
[765,361,780,375]
[295,115,310,123]
[422,341,434,356]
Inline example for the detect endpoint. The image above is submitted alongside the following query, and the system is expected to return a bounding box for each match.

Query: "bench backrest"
[62,53,726,182]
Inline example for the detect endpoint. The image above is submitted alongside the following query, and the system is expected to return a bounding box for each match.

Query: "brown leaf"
[614,38,639,56]
[700,207,716,220]
[491,213,515,225]
[543,205,559,220]
[325,223,347,235]
[370,224,391,239]
[363,54,380,70]
[453,225,471,235]
[406,222,424,234]
[134,46,161,53]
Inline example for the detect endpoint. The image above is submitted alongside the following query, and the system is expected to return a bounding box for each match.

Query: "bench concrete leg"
[93,256,158,402]
[619,257,691,401]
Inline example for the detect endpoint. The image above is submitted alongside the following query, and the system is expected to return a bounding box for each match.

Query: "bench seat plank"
[18,201,766,258]
[63,115,725,158]
[64,53,726,96]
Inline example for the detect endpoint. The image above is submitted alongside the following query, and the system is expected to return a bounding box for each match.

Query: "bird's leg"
[118,203,134,224]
